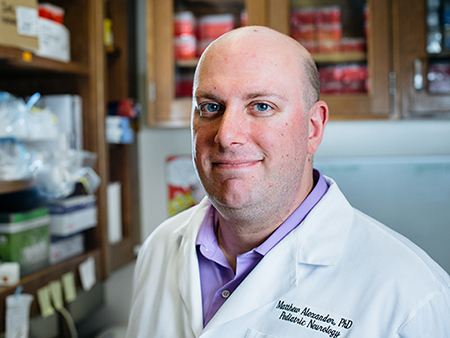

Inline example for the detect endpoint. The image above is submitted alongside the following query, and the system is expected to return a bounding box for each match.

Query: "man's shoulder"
[139,197,210,253]
[322,178,449,285]
[350,208,450,289]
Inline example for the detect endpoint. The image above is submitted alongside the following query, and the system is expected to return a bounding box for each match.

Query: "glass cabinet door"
[285,0,392,119]
[147,0,246,126]
[394,0,450,117]
[146,0,392,126]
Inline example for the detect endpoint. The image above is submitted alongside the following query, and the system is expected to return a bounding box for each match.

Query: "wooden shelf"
[0,249,102,332]
[0,179,34,195]
[313,52,367,64]
[176,58,200,68]
[0,45,90,75]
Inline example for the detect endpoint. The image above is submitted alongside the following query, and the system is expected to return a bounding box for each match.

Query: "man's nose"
[214,106,248,148]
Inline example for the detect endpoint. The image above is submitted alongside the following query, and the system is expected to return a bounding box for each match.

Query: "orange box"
[315,6,341,24]
[174,11,195,37]
[316,23,342,42]
[197,14,234,40]
[38,3,64,24]
[291,7,315,27]
[341,65,368,83]
[341,37,366,53]
[316,40,341,54]
[301,41,316,54]
[291,24,315,42]
[174,34,196,60]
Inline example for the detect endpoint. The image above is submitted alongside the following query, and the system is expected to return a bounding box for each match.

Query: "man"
[127,26,450,337]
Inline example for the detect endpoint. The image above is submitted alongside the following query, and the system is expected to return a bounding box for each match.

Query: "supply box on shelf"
[0,207,50,276]
[50,232,85,265]
[0,0,39,51]
[48,195,97,236]
[35,16,70,62]
[35,2,70,62]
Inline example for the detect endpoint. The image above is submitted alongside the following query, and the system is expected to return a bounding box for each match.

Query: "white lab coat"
[127,177,450,338]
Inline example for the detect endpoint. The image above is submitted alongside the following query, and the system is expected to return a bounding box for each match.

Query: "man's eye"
[255,103,270,111]
[197,102,223,117]
[201,103,220,112]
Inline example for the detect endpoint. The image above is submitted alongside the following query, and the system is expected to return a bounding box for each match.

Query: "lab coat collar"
[296,176,354,266]
[175,197,211,337]
[203,177,354,331]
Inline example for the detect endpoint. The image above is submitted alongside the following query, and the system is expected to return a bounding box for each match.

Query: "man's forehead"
[194,57,303,97]
[193,79,289,104]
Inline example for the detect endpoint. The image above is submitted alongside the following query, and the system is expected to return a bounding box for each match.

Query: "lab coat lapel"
[176,198,211,337]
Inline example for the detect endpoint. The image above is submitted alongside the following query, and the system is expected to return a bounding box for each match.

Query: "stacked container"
[291,5,367,55]
[196,14,234,57]
[319,64,368,94]
[174,11,196,60]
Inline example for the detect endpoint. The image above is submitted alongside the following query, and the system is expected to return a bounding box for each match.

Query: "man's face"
[191,37,314,218]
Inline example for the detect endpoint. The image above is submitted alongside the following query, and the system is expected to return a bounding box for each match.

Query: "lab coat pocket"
[245,328,279,338]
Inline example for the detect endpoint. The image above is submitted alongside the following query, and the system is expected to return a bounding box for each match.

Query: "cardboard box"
[0,207,50,276]
[49,195,97,236]
[0,0,39,51]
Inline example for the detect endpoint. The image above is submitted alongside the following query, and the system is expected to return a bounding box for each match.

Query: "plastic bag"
[30,144,100,200]
[0,139,35,181]
[0,92,28,139]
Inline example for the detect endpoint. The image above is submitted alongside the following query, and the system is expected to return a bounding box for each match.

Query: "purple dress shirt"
[196,169,329,326]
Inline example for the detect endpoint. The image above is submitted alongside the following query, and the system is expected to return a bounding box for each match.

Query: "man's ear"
[307,100,329,155]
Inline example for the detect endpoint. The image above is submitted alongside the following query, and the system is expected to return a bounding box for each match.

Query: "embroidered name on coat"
[275,300,353,338]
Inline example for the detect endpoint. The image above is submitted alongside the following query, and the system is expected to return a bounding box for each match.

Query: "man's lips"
[212,159,262,169]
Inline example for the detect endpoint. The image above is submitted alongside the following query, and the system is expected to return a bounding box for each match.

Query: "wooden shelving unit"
[0,0,140,332]
[105,0,140,273]
[0,1,108,328]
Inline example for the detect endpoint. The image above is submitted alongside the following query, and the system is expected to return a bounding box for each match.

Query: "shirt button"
[221,290,230,299]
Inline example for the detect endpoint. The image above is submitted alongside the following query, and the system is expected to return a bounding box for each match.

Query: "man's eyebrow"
[194,91,287,102]
[194,92,222,102]
[244,92,286,101]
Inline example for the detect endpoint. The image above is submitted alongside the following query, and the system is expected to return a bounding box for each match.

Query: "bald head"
[195,26,320,110]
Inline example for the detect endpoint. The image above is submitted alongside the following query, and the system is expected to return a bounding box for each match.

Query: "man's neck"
[216,214,278,272]
[212,163,316,271]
